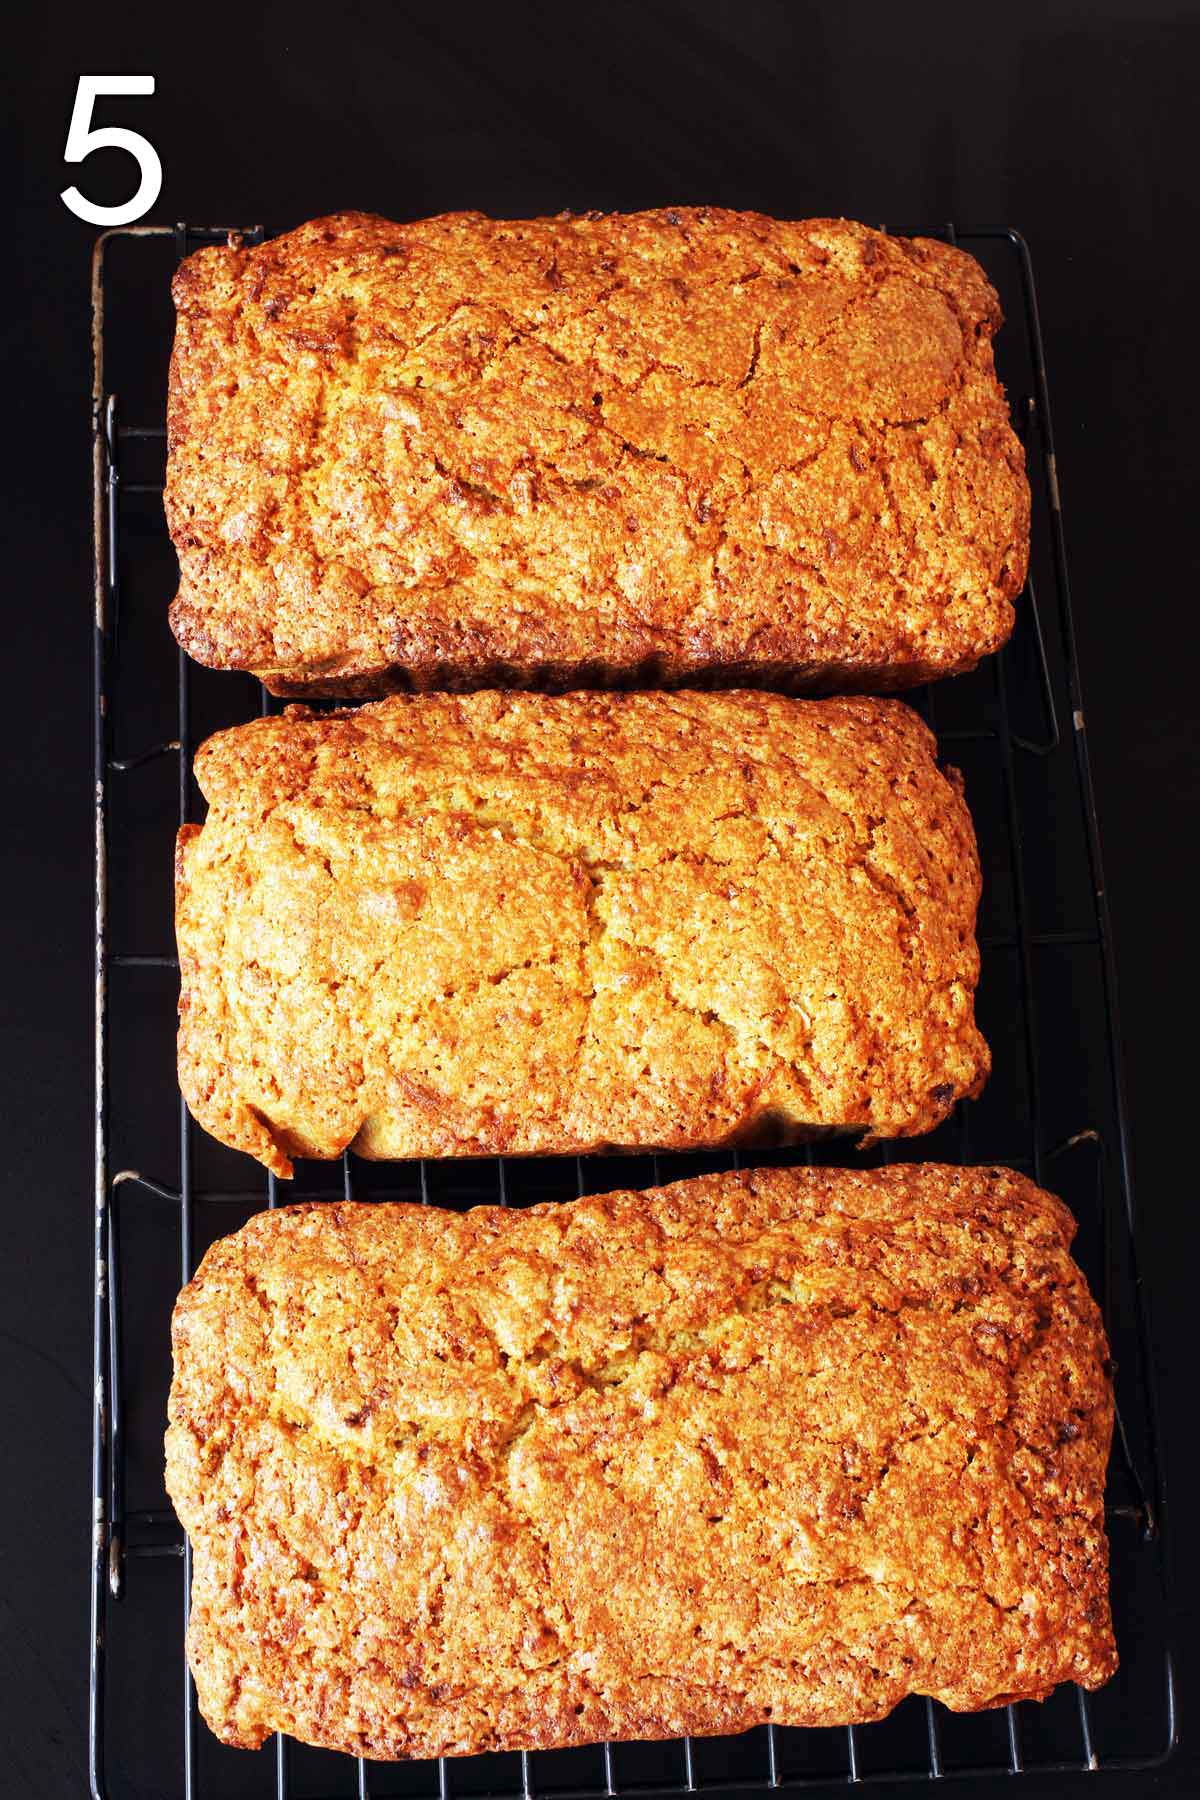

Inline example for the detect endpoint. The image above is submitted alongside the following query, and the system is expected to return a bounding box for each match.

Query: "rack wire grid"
[90,222,1176,1800]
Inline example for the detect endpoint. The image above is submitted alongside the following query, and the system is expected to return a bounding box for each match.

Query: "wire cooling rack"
[90,224,1176,1800]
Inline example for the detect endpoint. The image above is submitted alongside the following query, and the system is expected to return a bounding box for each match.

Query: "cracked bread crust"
[165,208,1029,696]
[175,690,987,1177]
[165,1164,1116,1759]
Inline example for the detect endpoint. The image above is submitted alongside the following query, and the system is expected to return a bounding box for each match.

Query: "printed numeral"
[61,76,162,226]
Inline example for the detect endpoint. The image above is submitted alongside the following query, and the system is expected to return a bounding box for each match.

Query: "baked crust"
[165,1164,1117,1758]
[174,690,988,1176]
[165,209,1029,695]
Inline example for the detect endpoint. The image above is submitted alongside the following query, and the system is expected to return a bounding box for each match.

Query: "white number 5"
[61,76,162,226]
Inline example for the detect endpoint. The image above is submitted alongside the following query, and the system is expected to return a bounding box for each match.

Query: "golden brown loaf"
[165,208,1029,696]
[175,690,988,1177]
[165,1164,1117,1758]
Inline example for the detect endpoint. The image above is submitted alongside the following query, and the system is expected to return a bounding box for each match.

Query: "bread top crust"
[166,209,1029,694]
[175,691,988,1174]
[166,1163,1116,1758]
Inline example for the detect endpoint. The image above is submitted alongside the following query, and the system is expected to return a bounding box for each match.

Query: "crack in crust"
[165,1163,1117,1759]
[174,691,988,1176]
[165,209,1029,696]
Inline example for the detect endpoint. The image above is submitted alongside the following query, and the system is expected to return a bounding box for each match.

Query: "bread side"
[174,690,988,1176]
[166,208,1029,695]
[165,1163,1116,1758]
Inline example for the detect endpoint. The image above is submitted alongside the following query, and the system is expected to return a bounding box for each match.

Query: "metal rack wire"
[91,223,1176,1799]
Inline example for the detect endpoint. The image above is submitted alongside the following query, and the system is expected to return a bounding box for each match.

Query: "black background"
[4,1,1199,1793]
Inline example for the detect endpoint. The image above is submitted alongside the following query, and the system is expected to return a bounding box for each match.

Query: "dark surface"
[3,1,1199,1794]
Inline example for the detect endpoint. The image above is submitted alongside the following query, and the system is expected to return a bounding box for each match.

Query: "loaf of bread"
[165,208,1029,696]
[166,1163,1116,1758]
[175,690,987,1176]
